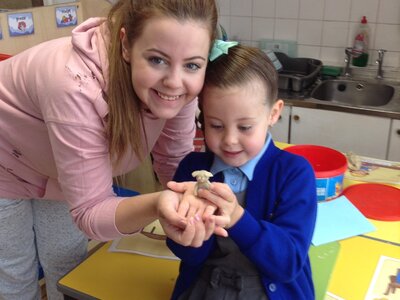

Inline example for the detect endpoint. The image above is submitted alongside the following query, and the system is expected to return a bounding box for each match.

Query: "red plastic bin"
[0,53,12,61]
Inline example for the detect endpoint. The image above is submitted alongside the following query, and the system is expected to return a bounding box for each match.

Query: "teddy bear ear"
[192,171,199,177]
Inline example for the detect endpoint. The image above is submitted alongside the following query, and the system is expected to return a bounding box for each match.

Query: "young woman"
[0,0,218,298]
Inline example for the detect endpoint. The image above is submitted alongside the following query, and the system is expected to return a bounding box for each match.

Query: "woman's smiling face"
[121,17,210,119]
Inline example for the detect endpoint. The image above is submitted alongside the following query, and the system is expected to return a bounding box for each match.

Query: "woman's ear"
[269,99,284,127]
[120,28,131,63]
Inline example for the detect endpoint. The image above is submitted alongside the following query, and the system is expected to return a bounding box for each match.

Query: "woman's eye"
[149,56,166,66]
[185,63,201,72]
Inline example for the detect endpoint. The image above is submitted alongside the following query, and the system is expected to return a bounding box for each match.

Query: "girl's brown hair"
[106,0,218,166]
[200,45,279,108]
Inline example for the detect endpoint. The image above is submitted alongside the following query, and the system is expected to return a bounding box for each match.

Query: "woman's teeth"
[157,91,180,101]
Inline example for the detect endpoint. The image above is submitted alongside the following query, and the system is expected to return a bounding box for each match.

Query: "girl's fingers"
[204,216,215,240]
[214,226,228,237]
[203,204,217,219]
[214,215,231,228]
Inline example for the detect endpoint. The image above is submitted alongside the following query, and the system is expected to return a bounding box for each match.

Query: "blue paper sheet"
[312,195,376,246]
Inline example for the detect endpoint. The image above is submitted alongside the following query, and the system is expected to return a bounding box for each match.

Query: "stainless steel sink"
[311,79,395,106]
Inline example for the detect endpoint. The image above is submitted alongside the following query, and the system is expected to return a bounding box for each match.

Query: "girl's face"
[202,80,283,167]
[121,17,210,119]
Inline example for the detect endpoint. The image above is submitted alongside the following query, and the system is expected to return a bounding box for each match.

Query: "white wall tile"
[299,0,324,20]
[230,16,252,41]
[253,0,275,18]
[378,0,400,24]
[350,0,379,22]
[252,17,275,41]
[298,20,323,45]
[231,0,252,16]
[321,46,347,66]
[217,0,230,15]
[298,45,321,59]
[276,0,299,19]
[274,19,298,40]
[324,0,351,21]
[322,21,350,47]
[375,24,400,52]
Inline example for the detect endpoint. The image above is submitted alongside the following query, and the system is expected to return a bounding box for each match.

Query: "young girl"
[167,44,318,299]
[0,0,219,298]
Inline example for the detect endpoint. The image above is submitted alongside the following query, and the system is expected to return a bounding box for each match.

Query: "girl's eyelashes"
[209,123,223,129]
[238,125,252,131]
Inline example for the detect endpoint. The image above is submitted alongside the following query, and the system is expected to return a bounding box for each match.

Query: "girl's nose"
[163,67,182,89]
[222,130,238,145]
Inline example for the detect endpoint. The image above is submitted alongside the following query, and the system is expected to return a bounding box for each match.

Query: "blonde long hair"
[106,0,218,166]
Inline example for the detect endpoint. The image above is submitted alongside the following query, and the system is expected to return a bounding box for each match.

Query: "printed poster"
[365,255,400,300]
[8,12,34,36]
[55,6,78,28]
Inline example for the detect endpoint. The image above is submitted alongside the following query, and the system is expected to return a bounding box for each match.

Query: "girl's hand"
[167,181,228,237]
[197,182,244,229]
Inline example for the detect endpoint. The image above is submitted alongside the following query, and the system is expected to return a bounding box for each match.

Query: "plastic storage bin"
[285,145,348,201]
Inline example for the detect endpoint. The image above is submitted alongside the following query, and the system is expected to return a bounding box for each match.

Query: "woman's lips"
[156,90,182,101]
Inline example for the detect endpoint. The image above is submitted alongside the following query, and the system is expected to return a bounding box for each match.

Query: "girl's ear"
[269,99,284,127]
[120,28,131,63]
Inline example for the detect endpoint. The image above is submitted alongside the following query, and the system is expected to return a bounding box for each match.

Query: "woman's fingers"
[190,216,206,247]
[166,181,187,193]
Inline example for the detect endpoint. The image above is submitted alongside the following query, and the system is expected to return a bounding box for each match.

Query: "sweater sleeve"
[46,121,128,241]
[151,99,197,187]
[228,154,317,282]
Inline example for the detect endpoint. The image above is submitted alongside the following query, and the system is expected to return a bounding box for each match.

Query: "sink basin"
[311,80,395,106]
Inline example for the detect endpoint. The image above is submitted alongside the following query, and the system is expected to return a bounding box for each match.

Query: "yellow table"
[58,242,179,299]
[59,142,400,299]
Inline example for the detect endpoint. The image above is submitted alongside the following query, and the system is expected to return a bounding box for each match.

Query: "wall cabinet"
[270,106,291,143]
[388,119,400,161]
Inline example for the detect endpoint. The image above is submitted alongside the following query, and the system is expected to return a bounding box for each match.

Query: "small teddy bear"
[192,170,213,196]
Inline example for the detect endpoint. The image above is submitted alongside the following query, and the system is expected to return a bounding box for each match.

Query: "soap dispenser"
[352,16,370,67]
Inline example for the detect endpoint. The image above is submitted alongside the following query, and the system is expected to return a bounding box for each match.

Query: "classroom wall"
[0,2,82,55]
[0,0,112,55]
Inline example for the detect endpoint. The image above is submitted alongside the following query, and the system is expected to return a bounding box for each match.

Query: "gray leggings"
[0,199,88,300]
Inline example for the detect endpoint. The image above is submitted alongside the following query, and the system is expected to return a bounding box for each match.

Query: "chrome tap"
[343,47,354,77]
[375,49,386,79]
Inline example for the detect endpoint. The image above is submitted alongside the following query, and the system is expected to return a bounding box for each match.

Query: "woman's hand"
[168,181,228,237]
[197,182,244,229]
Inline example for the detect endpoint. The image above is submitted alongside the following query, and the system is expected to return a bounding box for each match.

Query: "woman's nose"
[163,67,182,89]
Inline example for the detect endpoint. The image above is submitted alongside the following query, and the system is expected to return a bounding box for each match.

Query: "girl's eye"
[239,125,252,131]
[149,56,166,66]
[210,124,223,130]
[185,63,201,72]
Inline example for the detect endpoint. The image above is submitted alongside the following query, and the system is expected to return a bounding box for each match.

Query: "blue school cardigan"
[167,141,317,300]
